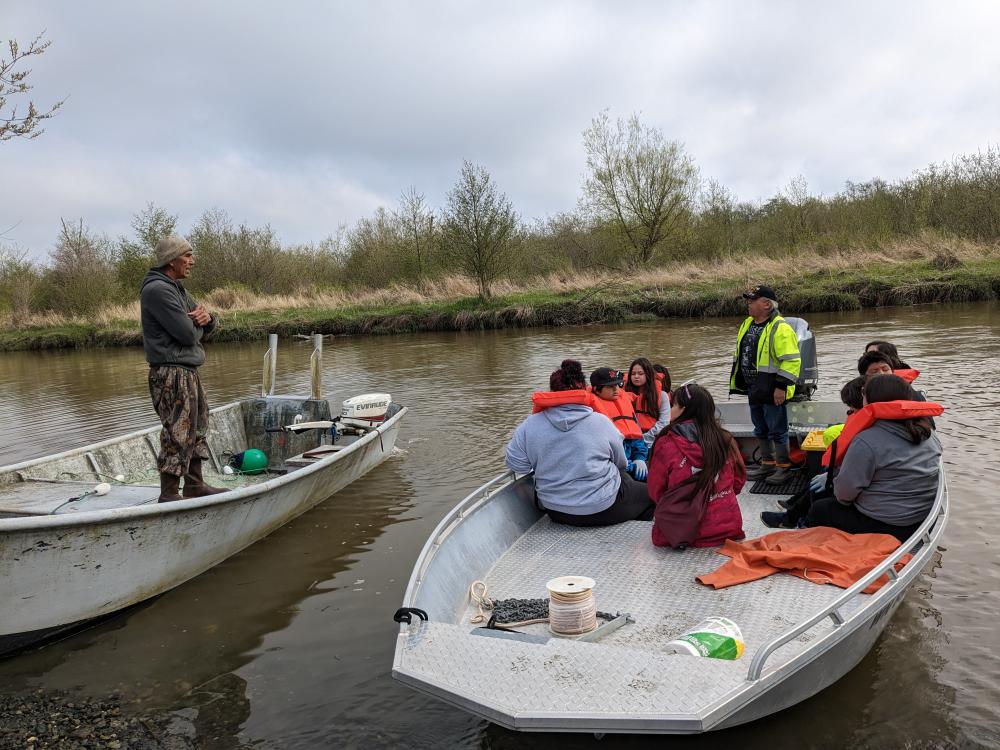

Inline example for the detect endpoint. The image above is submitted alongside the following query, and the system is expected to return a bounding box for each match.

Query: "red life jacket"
[589,390,643,440]
[821,399,943,467]
[626,372,665,432]
[531,389,592,413]
[895,368,920,383]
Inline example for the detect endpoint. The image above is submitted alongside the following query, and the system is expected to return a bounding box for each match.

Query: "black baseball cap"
[590,367,624,389]
[742,284,777,301]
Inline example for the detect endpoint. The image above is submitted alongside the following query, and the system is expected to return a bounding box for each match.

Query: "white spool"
[546,576,597,636]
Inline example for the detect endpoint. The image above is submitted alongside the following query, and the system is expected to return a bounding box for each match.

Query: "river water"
[0,302,998,749]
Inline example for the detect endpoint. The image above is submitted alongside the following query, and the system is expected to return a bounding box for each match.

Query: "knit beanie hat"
[154,235,193,267]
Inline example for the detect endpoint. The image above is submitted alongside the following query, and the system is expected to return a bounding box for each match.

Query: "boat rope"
[548,587,598,636]
[469,580,494,624]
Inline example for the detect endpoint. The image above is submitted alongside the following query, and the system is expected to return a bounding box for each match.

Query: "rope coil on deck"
[547,576,597,636]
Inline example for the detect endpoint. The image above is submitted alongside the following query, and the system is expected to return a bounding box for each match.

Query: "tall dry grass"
[3,235,996,329]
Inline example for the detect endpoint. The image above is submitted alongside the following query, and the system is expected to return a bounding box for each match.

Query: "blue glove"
[809,472,828,494]
[630,459,648,481]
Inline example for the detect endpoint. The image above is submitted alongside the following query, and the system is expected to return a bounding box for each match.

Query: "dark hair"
[840,376,866,411]
[653,363,672,392]
[654,384,740,493]
[863,374,933,443]
[857,351,895,376]
[550,359,585,391]
[865,340,908,369]
[624,358,659,421]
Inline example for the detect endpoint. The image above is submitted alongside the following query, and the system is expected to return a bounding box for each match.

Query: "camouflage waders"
[149,365,211,477]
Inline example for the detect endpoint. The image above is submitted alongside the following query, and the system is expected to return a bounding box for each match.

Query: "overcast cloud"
[3,1,1000,259]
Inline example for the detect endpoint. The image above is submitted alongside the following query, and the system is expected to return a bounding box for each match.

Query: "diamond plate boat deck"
[393,400,948,734]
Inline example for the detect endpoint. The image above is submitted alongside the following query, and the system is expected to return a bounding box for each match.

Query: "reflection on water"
[1,302,999,748]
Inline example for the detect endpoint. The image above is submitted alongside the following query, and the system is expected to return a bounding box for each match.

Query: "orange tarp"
[696,526,911,594]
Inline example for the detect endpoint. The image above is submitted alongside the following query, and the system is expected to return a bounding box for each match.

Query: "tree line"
[2,112,1000,322]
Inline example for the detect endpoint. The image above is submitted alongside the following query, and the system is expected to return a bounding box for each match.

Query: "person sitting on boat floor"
[505,359,654,527]
[761,376,866,530]
[647,383,746,548]
[589,367,649,481]
[141,235,227,503]
[653,363,672,395]
[624,357,670,449]
[865,340,911,369]
[799,374,943,543]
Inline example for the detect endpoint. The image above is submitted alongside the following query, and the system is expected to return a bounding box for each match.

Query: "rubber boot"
[765,443,794,485]
[182,457,228,498]
[746,438,776,480]
[158,473,183,503]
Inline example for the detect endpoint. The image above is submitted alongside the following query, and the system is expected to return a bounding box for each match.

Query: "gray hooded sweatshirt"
[833,420,942,526]
[140,268,215,368]
[505,404,627,516]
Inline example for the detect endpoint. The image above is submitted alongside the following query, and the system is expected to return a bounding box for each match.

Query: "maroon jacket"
[647,421,747,548]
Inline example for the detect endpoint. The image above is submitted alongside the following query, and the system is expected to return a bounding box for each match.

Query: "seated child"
[589,367,649,480]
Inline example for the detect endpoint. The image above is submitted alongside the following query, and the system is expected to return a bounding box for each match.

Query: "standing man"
[140,235,226,502]
[729,285,801,484]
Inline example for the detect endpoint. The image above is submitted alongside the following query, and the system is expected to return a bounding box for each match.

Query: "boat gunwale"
[0,402,408,531]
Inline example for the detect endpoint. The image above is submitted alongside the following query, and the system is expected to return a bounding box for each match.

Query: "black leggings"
[805,497,922,543]
[545,469,655,527]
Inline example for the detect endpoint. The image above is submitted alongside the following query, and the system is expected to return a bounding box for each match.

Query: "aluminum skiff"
[392,400,947,734]
[0,398,406,655]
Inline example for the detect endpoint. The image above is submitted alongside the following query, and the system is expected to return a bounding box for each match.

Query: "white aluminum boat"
[0,336,406,655]
[392,400,948,734]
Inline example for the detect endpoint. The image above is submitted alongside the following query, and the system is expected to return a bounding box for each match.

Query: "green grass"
[3,258,1000,352]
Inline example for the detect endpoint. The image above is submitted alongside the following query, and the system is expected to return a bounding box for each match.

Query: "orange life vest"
[531,389,592,413]
[625,372,665,432]
[589,390,643,440]
[821,399,944,467]
[894,368,920,383]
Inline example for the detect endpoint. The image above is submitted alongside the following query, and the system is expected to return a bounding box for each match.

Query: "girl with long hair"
[647,383,746,548]
[624,357,670,447]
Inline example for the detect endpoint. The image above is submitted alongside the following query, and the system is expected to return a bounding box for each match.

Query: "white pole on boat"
[262,333,278,397]
[310,333,323,400]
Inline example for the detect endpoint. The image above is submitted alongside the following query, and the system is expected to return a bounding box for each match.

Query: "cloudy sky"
[4,1,1000,259]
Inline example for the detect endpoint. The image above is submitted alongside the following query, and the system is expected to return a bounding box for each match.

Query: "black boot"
[765,443,795,485]
[158,472,183,503]
[183,457,228,498]
[746,438,776,480]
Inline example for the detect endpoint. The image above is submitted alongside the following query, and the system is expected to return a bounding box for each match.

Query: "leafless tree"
[1,32,65,141]
[392,187,435,286]
[581,111,699,268]
[442,161,519,299]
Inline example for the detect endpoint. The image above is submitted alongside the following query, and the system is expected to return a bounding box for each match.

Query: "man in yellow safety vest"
[729,285,801,484]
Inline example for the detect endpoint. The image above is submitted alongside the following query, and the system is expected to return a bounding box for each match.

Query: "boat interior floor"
[400,487,876,719]
[0,473,278,517]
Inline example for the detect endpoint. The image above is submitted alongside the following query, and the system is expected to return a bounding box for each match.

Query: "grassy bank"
[3,238,999,352]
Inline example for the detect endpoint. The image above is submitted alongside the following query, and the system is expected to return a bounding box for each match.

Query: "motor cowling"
[340,393,392,429]
[783,317,819,400]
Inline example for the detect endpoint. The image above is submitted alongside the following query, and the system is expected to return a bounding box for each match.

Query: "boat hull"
[0,403,404,654]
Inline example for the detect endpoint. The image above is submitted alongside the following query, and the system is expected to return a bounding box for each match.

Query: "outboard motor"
[783,317,818,400]
[340,393,392,430]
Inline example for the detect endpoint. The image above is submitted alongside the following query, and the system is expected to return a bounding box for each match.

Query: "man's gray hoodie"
[140,268,215,368]
[506,404,627,516]
[833,420,942,526]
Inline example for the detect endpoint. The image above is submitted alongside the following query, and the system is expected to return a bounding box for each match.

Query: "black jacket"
[139,269,215,368]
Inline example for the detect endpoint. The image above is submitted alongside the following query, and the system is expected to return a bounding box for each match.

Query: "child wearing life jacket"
[761,376,865,529]
[647,383,746,548]
[507,359,654,526]
[624,358,670,448]
[804,374,943,542]
[589,367,649,481]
